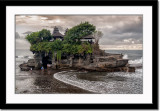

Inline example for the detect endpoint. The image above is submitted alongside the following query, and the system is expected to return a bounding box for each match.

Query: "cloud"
[110,18,142,34]
[16,15,143,50]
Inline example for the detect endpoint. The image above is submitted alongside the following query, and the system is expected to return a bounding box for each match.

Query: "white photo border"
[6,6,152,104]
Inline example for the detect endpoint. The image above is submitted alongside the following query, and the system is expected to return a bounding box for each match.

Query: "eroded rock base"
[19,54,135,72]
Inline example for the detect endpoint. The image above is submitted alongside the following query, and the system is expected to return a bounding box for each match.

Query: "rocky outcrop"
[127,67,135,72]
[19,63,31,71]
[76,64,135,72]
[34,62,42,69]
[19,59,42,71]
[69,56,134,72]
[94,57,128,68]
[105,53,123,59]
[27,59,35,67]
[19,53,135,72]
[98,57,117,62]
[116,59,128,67]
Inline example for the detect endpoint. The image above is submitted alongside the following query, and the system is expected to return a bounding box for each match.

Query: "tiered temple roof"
[52,26,64,39]
[50,26,94,42]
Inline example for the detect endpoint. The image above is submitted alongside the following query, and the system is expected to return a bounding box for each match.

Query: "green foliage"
[30,40,63,53]
[30,41,92,56]
[62,44,72,54]
[78,42,92,54]
[51,40,63,50]
[26,29,52,45]
[30,43,39,52]
[62,44,80,54]
[26,32,40,45]
[52,50,55,59]
[38,29,52,41]
[57,50,61,61]
[30,40,63,61]
[51,40,63,62]
[64,22,96,44]
[62,42,92,55]
[28,22,97,61]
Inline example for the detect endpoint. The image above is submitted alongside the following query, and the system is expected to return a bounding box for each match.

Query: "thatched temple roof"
[52,27,64,38]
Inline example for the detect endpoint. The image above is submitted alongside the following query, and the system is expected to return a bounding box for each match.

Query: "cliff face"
[19,52,135,72]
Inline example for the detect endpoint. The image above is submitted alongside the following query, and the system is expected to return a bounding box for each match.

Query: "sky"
[16,15,143,50]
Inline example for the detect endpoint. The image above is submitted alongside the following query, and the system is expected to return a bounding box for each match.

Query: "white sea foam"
[129,57,143,65]
[123,54,142,66]
[122,54,128,59]
[16,56,33,59]
[28,56,33,59]
[18,56,24,58]
[54,69,143,94]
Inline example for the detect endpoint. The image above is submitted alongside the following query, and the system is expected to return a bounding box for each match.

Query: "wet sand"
[16,69,93,94]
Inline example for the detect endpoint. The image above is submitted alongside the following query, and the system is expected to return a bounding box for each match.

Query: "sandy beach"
[16,50,142,94]
[16,69,93,94]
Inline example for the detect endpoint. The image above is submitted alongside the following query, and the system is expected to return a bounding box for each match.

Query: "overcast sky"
[16,15,143,50]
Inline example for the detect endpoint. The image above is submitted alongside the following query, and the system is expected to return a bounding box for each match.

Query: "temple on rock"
[50,26,95,44]
[21,22,136,72]
[50,26,64,41]
[81,35,95,44]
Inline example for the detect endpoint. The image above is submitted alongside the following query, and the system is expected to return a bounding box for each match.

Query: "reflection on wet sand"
[16,69,93,94]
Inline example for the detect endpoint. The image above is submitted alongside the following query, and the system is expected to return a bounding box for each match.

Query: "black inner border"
[1,0,158,109]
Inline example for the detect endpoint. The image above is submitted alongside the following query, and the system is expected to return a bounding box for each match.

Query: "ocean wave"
[122,54,128,59]
[54,69,143,94]
[17,56,24,58]
[129,57,143,65]
[123,54,142,66]
[16,55,33,59]
[16,58,29,63]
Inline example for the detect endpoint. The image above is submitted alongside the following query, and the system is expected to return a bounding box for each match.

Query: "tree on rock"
[26,29,52,45]
[92,30,103,45]
[25,32,40,45]
[38,29,52,41]
[64,22,96,44]
[92,31,104,56]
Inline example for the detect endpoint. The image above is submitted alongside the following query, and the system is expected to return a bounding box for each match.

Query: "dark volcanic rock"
[27,59,36,67]
[97,61,117,68]
[116,59,128,67]
[96,59,128,68]
[77,65,134,72]
[19,63,31,71]
[127,67,135,72]
[98,57,117,62]
[19,53,135,72]
[34,62,42,69]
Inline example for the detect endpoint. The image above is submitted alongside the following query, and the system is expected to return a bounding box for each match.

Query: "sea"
[16,49,143,94]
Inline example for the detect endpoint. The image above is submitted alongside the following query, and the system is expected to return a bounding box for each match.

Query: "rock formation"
[19,53,135,72]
